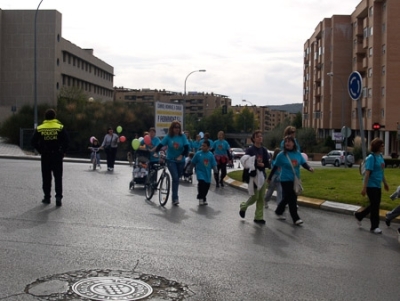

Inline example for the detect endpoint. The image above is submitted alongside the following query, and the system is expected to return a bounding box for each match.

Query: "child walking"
[190,140,217,206]
[385,185,400,243]
[264,148,282,208]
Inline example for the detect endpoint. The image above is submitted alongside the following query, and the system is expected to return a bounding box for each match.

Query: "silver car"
[321,150,355,167]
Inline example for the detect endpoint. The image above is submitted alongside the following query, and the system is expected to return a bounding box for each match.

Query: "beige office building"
[114,87,231,119]
[303,0,400,155]
[0,9,114,124]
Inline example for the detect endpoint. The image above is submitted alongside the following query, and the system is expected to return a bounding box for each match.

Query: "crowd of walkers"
[30,109,400,243]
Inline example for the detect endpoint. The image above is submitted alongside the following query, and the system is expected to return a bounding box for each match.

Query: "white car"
[231,148,245,159]
[321,150,355,167]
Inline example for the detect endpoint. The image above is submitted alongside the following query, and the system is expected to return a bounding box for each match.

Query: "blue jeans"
[167,161,184,201]
[90,152,101,165]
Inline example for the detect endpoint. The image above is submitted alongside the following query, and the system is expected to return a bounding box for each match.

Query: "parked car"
[231,148,245,159]
[321,150,355,167]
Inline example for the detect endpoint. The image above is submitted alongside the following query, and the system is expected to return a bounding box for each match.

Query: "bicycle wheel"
[92,157,97,170]
[145,170,156,200]
[159,172,170,206]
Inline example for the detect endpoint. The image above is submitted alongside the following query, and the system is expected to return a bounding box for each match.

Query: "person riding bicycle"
[88,137,101,168]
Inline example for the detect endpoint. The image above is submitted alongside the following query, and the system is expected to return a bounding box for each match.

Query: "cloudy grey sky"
[1,0,361,106]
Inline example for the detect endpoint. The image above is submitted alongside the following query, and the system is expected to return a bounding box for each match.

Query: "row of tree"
[0,87,322,157]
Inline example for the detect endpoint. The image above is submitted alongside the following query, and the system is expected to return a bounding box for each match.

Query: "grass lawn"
[227,168,400,211]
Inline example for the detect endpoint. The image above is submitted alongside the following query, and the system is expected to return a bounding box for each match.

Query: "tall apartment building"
[303,0,400,155]
[114,87,231,119]
[0,9,114,123]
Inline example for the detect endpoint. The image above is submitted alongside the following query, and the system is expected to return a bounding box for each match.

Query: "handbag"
[285,153,303,195]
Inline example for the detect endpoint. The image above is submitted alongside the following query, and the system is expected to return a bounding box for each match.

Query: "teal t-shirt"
[192,150,217,183]
[274,150,306,182]
[212,139,230,156]
[160,134,189,162]
[365,153,385,188]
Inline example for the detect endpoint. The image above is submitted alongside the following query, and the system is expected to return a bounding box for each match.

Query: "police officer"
[31,109,69,206]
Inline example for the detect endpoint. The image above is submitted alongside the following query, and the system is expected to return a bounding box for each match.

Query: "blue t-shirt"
[192,140,201,152]
[365,153,385,188]
[160,134,189,162]
[212,139,230,156]
[192,150,217,183]
[274,150,306,182]
[140,136,161,162]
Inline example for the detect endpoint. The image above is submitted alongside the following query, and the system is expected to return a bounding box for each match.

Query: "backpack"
[359,154,378,176]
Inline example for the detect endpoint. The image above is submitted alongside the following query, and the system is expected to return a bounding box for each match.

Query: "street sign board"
[341,126,351,138]
[348,71,362,100]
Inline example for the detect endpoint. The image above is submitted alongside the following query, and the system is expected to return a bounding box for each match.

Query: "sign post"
[348,71,366,160]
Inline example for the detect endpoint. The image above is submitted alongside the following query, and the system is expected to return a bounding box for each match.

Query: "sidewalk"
[0,138,397,224]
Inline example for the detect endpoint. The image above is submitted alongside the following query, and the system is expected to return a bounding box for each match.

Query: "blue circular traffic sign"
[348,71,362,100]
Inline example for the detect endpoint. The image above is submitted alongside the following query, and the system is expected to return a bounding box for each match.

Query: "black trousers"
[41,153,64,199]
[355,187,381,230]
[197,179,211,201]
[275,181,300,223]
[105,147,117,168]
[214,162,227,183]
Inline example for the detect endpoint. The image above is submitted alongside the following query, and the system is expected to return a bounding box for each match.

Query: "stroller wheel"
[129,181,134,190]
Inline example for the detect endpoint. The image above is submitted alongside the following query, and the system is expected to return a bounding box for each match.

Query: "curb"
[224,174,399,223]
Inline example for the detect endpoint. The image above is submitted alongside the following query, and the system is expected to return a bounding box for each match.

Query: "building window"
[382,23,386,33]
[57,58,59,66]
[369,47,373,56]
[367,109,371,118]
[382,44,386,54]
[381,109,385,118]
[369,6,373,17]
[369,27,373,36]
[382,65,386,75]
[368,88,372,98]
[381,87,385,96]
[363,27,369,38]
[368,68,372,77]
[362,87,367,98]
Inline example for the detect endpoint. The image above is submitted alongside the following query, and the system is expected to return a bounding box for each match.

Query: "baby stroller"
[129,150,150,190]
[183,159,194,183]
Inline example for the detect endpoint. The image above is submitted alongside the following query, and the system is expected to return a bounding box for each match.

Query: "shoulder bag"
[285,153,303,195]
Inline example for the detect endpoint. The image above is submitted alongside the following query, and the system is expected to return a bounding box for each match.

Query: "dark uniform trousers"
[41,152,64,200]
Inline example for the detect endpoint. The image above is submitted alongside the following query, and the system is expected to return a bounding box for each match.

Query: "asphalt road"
[1,158,400,301]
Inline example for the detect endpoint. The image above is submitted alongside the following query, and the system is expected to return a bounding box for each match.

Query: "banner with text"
[155,101,183,137]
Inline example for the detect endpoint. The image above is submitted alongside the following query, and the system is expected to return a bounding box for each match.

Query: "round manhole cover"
[72,277,153,300]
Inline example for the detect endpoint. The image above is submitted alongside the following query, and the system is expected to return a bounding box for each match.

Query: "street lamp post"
[183,69,206,129]
[34,0,44,129]
[328,72,349,167]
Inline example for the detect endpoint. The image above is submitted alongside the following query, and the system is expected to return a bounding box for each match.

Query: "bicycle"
[144,153,170,206]
[88,147,101,170]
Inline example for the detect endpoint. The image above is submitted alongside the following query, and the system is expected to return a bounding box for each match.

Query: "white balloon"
[139,137,144,141]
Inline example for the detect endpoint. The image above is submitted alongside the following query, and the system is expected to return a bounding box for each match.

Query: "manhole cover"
[72,277,153,300]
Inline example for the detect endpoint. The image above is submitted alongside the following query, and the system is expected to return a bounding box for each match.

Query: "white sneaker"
[203,200,208,206]
[264,202,269,209]
[276,215,286,220]
[172,199,180,206]
[199,199,204,206]
[295,219,303,225]
[371,228,382,234]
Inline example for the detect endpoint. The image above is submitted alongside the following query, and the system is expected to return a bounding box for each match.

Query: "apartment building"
[114,87,231,119]
[232,105,298,133]
[0,9,114,123]
[303,0,400,155]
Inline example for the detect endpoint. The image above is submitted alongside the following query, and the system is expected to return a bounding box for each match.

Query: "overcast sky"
[1,0,361,106]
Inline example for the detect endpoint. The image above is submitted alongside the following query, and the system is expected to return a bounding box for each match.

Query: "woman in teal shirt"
[355,138,389,234]
[154,121,189,205]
